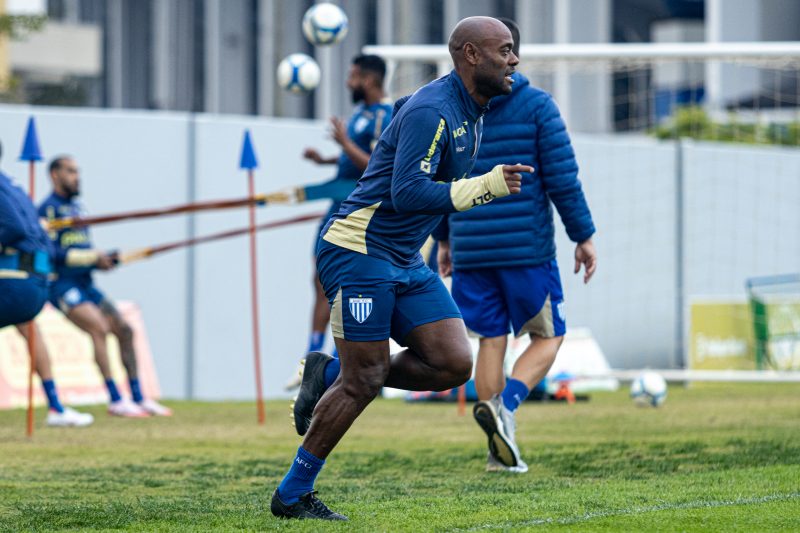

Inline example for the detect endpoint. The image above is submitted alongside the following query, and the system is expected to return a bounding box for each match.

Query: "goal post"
[746,273,800,371]
[363,41,800,140]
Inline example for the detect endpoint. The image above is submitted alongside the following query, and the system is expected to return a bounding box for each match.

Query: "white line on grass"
[454,492,800,531]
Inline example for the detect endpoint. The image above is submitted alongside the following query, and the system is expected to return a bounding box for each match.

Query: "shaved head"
[447,16,518,104]
[448,16,511,63]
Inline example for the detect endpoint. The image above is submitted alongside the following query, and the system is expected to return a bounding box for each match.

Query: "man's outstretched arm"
[391,107,529,214]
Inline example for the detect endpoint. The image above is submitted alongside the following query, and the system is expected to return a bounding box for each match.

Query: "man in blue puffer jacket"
[436,18,597,474]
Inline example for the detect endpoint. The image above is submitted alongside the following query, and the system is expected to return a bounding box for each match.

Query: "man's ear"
[462,42,481,66]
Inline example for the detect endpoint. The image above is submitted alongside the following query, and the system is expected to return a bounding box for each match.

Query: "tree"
[0,14,47,39]
[0,13,47,102]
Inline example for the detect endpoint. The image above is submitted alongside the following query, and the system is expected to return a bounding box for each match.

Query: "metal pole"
[675,138,686,369]
[248,171,266,424]
[184,114,197,399]
[26,161,35,438]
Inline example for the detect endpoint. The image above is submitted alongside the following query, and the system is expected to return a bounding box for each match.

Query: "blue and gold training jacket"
[0,172,51,257]
[321,70,496,268]
[39,193,95,282]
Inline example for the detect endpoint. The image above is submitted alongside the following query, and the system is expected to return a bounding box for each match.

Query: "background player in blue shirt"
[436,19,597,474]
[285,54,393,390]
[40,156,172,418]
[271,17,531,521]
[0,141,93,427]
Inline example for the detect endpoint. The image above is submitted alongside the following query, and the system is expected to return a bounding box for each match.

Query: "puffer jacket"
[436,73,595,269]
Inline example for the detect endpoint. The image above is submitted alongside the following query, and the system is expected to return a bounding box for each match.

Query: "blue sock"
[277,446,325,504]
[42,380,64,413]
[129,378,143,403]
[323,357,340,389]
[308,331,325,352]
[105,379,122,403]
[500,378,530,413]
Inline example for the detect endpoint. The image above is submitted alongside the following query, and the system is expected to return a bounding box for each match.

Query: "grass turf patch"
[0,382,798,531]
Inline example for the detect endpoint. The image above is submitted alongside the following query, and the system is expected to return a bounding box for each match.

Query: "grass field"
[1,383,799,531]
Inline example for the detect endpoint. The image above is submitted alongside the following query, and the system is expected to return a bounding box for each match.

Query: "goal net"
[363,42,800,141]
[362,42,800,375]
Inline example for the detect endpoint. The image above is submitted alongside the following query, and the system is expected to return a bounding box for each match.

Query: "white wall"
[2,104,799,397]
[0,104,337,400]
[555,136,679,369]
[556,136,800,370]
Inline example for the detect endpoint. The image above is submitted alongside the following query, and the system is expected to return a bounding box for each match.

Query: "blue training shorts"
[316,240,462,343]
[0,277,48,328]
[451,260,566,339]
[49,278,107,313]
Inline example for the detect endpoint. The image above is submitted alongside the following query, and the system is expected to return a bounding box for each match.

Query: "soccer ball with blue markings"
[277,53,321,93]
[302,3,348,46]
[630,372,667,407]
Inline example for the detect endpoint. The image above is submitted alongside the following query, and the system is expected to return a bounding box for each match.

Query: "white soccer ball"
[276,53,321,93]
[630,371,667,407]
[302,3,348,46]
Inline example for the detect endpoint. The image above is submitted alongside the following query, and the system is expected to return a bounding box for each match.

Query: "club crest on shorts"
[348,297,373,323]
[63,288,81,305]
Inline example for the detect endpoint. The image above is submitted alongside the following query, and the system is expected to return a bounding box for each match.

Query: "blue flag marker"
[239,130,258,170]
[19,116,43,162]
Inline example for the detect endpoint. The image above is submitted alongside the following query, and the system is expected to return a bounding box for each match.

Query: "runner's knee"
[444,346,473,389]
[341,360,388,402]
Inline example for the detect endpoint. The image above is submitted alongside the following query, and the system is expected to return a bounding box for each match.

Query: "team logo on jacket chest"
[349,297,373,323]
[452,121,468,138]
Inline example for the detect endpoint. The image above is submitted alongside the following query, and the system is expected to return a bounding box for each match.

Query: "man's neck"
[454,67,489,107]
[53,188,72,201]
[363,90,385,106]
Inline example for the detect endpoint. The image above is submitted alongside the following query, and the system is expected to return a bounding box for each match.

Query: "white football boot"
[138,398,173,417]
[108,398,149,418]
[46,407,94,427]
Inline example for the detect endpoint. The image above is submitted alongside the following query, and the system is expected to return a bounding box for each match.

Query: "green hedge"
[653,106,800,146]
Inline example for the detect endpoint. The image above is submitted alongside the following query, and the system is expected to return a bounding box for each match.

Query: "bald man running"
[271,17,531,521]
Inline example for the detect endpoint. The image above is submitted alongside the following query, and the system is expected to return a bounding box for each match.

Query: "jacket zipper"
[471,114,484,159]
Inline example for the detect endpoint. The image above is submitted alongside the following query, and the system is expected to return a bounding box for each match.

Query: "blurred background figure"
[285,54,392,390]
[40,156,171,417]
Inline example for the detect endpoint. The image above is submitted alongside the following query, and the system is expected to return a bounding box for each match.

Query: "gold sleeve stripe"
[420,235,435,262]
[449,165,509,211]
[65,249,100,267]
[322,202,382,254]
[0,269,29,279]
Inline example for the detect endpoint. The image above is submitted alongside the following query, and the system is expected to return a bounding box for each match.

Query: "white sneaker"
[46,406,94,427]
[108,399,149,418]
[473,395,523,468]
[486,452,528,473]
[284,359,305,391]
[138,398,173,417]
